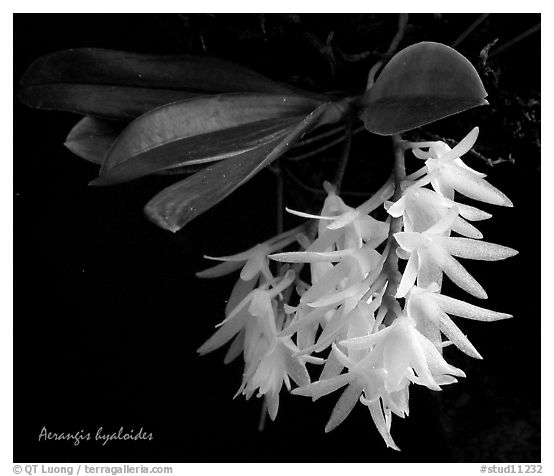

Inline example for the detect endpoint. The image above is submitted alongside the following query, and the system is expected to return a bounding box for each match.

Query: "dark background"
[14,13,540,462]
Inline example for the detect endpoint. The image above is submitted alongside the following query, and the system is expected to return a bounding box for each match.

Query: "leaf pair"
[21,42,489,234]
[67,90,351,232]
[93,93,326,185]
[144,101,346,232]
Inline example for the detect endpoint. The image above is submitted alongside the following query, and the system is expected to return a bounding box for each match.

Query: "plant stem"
[488,22,540,59]
[451,13,489,48]
[287,126,364,162]
[293,124,346,148]
[381,134,406,320]
[366,13,409,89]
[275,162,284,235]
[258,401,268,431]
[333,120,353,193]
[391,134,407,200]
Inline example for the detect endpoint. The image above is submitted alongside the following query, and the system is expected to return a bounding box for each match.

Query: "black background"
[14,13,540,462]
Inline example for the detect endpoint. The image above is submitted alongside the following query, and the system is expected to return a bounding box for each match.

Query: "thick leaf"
[65,116,202,175]
[21,48,316,95]
[65,116,125,164]
[361,42,488,135]
[144,102,341,232]
[93,117,301,185]
[20,84,199,120]
[93,93,323,184]
[19,48,326,119]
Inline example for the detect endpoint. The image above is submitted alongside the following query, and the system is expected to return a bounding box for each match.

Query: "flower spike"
[196,125,517,449]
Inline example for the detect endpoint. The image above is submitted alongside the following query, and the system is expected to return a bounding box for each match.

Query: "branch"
[286,126,364,162]
[488,22,540,59]
[293,124,346,149]
[451,13,489,48]
[366,13,409,90]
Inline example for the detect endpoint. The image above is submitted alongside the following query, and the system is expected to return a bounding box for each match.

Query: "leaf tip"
[88,176,107,187]
[143,202,182,233]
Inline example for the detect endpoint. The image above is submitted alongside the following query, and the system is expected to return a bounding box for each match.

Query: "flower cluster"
[196,127,517,449]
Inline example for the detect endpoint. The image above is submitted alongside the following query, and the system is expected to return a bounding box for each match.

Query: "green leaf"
[361,42,488,135]
[93,117,301,185]
[19,48,326,119]
[65,116,125,164]
[92,93,324,185]
[20,84,199,120]
[64,116,203,176]
[144,102,339,233]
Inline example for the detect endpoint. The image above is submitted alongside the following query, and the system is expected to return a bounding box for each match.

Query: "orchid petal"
[443,237,518,261]
[285,352,311,387]
[198,306,250,355]
[425,207,458,236]
[430,293,512,321]
[439,127,479,162]
[430,176,455,200]
[454,157,487,178]
[196,259,244,279]
[394,232,424,253]
[331,343,355,369]
[285,207,337,220]
[300,263,349,304]
[296,322,318,351]
[223,330,245,364]
[433,247,487,299]
[327,209,359,230]
[319,347,345,382]
[416,248,443,289]
[266,393,280,421]
[281,306,330,336]
[387,196,407,218]
[452,216,483,239]
[292,373,352,399]
[415,330,466,379]
[438,311,482,359]
[269,249,355,263]
[325,382,364,432]
[225,276,258,316]
[396,252,419,298]
[340,325,393,350]
[366,399,401,451]
[457,202,492,221]
[441,164,513,207]
[412,147,431,160]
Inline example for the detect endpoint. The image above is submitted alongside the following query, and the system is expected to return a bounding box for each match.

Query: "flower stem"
[333,120,354,194]
[275,162,284,235]
[391,134,407,200]
[381,134,406,320]
[258,401,268,432]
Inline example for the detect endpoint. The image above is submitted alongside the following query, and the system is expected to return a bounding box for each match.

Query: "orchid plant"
[19,16,519,450]
[195,126,516,449]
